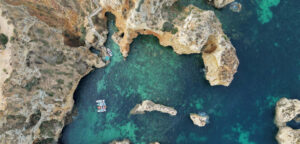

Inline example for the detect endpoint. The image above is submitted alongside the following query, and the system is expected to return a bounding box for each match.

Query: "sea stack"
[190,113,209,127]
[130,100,177,116]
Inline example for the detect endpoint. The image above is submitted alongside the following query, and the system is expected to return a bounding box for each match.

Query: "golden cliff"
[97,0,239,86]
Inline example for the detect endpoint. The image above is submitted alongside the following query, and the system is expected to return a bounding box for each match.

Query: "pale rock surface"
[110,139,131,144]
[130,100,177,116]
[190,113,208,127]
[275,98,300,144]
[276,127,300,144]
[275,98,300,127]
[207,0,235,8]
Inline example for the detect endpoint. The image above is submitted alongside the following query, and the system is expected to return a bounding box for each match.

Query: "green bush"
[0,33,8,45]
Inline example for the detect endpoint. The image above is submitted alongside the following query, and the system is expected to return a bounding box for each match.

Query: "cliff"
[0,1,106,143]
[274,98,300,144]
[98,0,239,86]
[130,100,177,116]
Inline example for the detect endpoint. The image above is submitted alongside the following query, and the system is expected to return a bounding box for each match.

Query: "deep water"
[60,0,300,144]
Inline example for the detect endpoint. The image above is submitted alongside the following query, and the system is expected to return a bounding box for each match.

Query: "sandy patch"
[0,8,14,111]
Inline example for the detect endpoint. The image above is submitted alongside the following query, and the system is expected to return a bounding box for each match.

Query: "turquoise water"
[60,0,300,144]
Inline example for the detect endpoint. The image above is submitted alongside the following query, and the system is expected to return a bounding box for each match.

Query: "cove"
[60,0,300,144]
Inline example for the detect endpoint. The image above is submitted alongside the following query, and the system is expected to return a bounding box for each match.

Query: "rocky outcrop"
[0,1,106,143]
[276,127,300,144]
[98,0,239,86]
[130,100,177,116]
[110,139,131,144]
[275,98,300,144]
[207,0,235,8]
[190,113,209,127]
[275,98,300,127]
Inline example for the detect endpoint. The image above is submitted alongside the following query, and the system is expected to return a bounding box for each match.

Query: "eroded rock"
[190,113,209,127]
[99,0,239,86]
[130,100,177,116]
[275,98,300,144]
[275,98,300,127]
[276,127,300,144]
[0,1,106,143]
[207,0,235,8]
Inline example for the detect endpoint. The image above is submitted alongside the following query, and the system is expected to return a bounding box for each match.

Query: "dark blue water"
[61,0,300,143]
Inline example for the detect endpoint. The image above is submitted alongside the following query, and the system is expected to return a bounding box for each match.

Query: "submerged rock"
[130,100,177,116]
[229,2,242,13]
[274,98,300,144]
[99,0,239,86]
[207,0,235,8]
[190,113,209,127]
[110,139,131,144]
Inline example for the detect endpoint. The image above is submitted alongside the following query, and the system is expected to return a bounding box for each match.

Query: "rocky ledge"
[98,0,239,86]
[207,0,235,8]
[275,98,300,144]
[130,100,177,116]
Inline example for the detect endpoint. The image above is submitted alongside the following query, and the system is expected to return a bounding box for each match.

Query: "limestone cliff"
[275,98,300,144]
[130,100,177,116]
[0,1,106,143]
[98,0,239,86]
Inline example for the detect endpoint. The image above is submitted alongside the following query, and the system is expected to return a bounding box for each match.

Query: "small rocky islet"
[0,0,299,144]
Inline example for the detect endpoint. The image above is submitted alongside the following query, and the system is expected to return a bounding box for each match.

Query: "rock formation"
[110,139,131,144]
[98,0,239,86]
[207,0,235,8]
[0,1,106,143]
[190,113,209,127]
[276,127,300,144]
[0,0,238,143]
[275,98,300,127]
[130,100,177,116]
[275,98,300,144]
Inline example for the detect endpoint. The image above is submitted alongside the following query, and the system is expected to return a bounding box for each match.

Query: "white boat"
[96,100,106,112]
[107,48,113,57]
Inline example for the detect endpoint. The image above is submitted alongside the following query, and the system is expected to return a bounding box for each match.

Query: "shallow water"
[60,0,300,143]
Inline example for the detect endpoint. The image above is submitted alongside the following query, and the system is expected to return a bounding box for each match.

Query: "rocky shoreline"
[0,0,239,143]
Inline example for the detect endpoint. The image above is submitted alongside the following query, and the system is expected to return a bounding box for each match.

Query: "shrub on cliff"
[0,33,8,46]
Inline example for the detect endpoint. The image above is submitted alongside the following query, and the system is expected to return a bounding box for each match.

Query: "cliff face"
[275,98,300,144]
[98,0,239,86]
[0,1,105,143]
